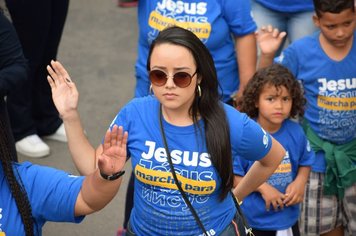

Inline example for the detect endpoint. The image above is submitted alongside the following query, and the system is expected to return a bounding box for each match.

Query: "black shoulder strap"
[158,105,208,236]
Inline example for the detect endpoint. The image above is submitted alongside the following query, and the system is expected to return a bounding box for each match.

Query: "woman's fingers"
[103,128,112,151]
[47,64,60,86]
[47,60,75,89]
[122,131,128,148]
[47,60,70,84]
[52,60,72,83]
[103,125,126,150]
[110,125,119,148]
[50,60,64,80]
[47,75,55,89]
[116,126,128,148]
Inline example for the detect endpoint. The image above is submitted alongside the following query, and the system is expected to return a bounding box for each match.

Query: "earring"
[197,84,201,97]
[149,84,153,95]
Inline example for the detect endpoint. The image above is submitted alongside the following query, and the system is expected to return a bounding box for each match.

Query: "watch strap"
[100,170,125,181]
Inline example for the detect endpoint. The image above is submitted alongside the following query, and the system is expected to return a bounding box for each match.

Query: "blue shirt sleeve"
[298,134,315,167]
[274,43,299,76]
[221,0,257,36]
[18,162,85,225]
[233,155,251,176]
[226,105,272,162]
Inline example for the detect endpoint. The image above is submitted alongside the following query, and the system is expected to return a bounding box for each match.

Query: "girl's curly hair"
[239,64,306,119]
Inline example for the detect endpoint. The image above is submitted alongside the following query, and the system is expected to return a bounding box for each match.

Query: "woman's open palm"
[98,125,128,175]
[47,60,79,119]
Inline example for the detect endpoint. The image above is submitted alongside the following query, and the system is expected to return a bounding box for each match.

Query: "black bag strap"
[231,191,251,232]
[158,105,208,236]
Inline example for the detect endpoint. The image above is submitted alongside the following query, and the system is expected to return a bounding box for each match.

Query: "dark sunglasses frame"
[149,69,197,88]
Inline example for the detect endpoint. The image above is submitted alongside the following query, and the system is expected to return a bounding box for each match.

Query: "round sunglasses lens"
[173,72,192,88]
[149,70,167,86]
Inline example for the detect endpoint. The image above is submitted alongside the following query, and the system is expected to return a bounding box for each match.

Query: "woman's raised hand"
[98,125,128,176]
[47,60,79,120]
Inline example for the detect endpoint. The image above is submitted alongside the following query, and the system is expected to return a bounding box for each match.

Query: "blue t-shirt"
[275,31,356,172]
[255,0,314,12]
[136,0,257,102]
[0,162,84,236]
[110,96,272,236]
[234,119,315,230]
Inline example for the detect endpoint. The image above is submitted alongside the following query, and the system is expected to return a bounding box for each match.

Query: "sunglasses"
[149,70,197,88]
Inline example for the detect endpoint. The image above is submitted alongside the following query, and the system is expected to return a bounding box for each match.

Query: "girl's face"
[149,43,199,114]
[256,84,292,133]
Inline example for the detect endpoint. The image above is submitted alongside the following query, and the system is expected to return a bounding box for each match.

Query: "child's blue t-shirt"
[0,162,84,236]
[234,119,315,230]
[110,96,272,236]
[255,0,314,12]
[275,31,356,172]
[136,0,257,102]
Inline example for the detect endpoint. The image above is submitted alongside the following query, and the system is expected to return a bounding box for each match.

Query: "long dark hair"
[147,26,233,200]
[239,64,306,119]
[0,109,34,235]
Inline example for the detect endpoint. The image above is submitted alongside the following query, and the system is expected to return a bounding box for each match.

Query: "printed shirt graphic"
[267,151,293,193]
[0,162,84,236]
[110,96,272,236]
[234,119,315,230]
[135,0,257,101]
[275,32,356,171]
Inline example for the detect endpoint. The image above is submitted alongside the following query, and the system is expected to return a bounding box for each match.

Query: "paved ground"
[17,0,138,235]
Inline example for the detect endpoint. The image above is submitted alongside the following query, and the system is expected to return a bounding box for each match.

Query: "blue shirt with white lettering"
[234,119,315,230]
[135,0,257,102]
[275,31,356,172]
[0,162,84,236]
[110,96,272,236]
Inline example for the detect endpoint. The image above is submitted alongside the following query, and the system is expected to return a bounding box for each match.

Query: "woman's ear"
[197,73,202,84]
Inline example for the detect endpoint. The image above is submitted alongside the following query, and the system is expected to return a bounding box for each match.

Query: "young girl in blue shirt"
[235,64,315,236]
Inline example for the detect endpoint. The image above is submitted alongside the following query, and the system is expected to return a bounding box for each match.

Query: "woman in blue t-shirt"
[0,114,127,235]
[48,26,285,236]
[122,2,258,233]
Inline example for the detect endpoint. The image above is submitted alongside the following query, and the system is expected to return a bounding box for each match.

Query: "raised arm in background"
[256,25,286,69]
[47,60,103,175]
